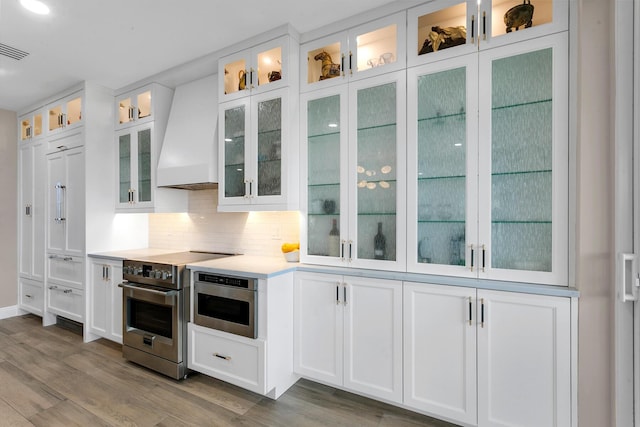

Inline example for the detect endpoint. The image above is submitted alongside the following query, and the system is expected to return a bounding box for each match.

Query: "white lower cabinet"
[294,271,403,403]
[189,323,266,394]
[476,289,571,427]
[403,282,477,425]
[403,283,571,427]
[88,258,123,343]
[46,283,84,323]
[19,278,44,316]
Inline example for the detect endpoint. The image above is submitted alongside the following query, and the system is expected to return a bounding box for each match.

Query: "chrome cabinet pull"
[105,266,109,281]
[480,298,485,328]
[348,240,353,262]
[48,285,58,290]
[348,51,353,75]
[470,244,474,272]
[468,297,473,326]
[471,15,475,44]
[482,11,487,40]
[340,240,345,261]
[341,53,345,76]
[214,353,231,361]
[336,283,340,305]
[343,284,347,305]
[25,294,32,299]
[63,289,72,294]
[25,204,31,216]
[54,182,66,222]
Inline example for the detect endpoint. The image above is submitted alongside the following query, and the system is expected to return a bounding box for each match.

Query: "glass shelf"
[357,122,397,133]
[418,174,465,181]
[418,111,466,123]
[492,98,551,111]
[418,220,465,223]
[308,131,341,139]
[358,212,396,216]
[492,169,551,176]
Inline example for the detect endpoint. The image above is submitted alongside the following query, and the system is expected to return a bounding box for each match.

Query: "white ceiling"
[0,0,399,112]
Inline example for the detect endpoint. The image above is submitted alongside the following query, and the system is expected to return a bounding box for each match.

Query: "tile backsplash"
[148,189,300,257]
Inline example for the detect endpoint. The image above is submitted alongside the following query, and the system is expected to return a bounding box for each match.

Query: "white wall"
[0,109,17,308]
[576,0,613,425]
[148,189,300,257]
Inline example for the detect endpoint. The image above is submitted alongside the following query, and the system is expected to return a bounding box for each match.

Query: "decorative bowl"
[283,250,300,262]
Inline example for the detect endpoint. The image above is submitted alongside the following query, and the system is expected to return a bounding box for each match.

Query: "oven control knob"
[134,267,142,275]
[161,270,172,280]
[154,270,162,279]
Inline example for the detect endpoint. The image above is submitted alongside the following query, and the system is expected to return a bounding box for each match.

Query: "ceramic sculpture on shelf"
[419,26,466,55]
[314,51,341,80]
[504,0,534,32]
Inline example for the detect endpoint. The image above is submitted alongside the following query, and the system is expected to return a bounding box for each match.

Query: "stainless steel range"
[118,251,235,379]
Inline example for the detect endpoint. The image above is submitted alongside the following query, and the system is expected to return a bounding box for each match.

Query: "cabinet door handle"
[348,51,353,75]
[468,296,473,326]
[336,283,341,305]
[214,353,231,361]
[249,180,253,198]
[54,182,66,222]
[25,204,31,216]
[482,11,487,40]
[250,67,255,89]
[61,113,67,127]
[470,244,474,272]
[63,256,73,261]
[471,15,476,44]
[341,53,345,77]
[48,285,58,290]
[105,266,109,281]
[25,294,32,299]
[102,266,106,280]
[482,244,486,272]
[480,298,485,328]
[340,240,345,261]
[63,289,72,294]
[343,284,347,305]
[348,240,353,262]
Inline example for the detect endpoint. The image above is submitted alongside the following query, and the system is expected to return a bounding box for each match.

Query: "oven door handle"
[118,282,178,297]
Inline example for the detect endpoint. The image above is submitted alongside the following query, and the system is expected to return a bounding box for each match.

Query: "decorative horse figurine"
[238,70,246,90]
[313,51,341,80]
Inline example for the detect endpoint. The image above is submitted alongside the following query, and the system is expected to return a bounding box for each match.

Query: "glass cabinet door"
[137,128,152,203]
[48,96,82,132]
[302,34,347,89]
[479,33,568,284]
[221,100,250,201]
[118,133,132,205]
[482,0,564,45]
[349,71,406,269]
[118,90,152,125]
[255,96,282,197]
[407,55,478,276]
[303,88,347,260]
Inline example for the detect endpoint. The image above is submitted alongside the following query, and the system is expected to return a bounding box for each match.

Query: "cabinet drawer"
[188,324,266,394]
[47,284,84,323]
[19,278,44,316]
[48,254,84,289]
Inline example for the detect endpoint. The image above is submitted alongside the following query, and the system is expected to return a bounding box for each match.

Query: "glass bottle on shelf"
[374,222,386,260]
[328,219,340,257]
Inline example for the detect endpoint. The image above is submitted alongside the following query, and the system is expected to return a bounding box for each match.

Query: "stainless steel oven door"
[119,282,183,363]
[194,282,257,338]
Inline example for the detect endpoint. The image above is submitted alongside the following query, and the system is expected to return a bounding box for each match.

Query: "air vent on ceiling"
[0,43,29,60]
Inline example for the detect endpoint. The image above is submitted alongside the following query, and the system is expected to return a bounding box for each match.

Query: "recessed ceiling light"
[20,0,50,15]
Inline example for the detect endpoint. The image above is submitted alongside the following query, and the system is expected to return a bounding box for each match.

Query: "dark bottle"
[374,222,386,260]
[328,219,340,257]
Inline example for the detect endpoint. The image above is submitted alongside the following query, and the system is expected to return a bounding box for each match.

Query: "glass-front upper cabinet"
[407,33,568,285]
[408,0,568,66]
[47,92,83,135]
[301,70,406,271]
[219,36,291,102]
[407,54,479,278]
[114,83,173,130]
[478,33,568,285]
[115,124,155,211]
[19,109,44,141]
[300,12,406,92]
[218,88,294,211]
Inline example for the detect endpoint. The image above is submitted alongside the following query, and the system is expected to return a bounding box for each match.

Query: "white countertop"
[188,255,297,279]
[88,248,179,261]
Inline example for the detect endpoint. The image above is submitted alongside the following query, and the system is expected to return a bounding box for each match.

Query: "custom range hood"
[157,74,218,190]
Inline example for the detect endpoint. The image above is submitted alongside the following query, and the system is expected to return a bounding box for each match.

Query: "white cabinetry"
[46,91,83,137]
[300,12,406,92]
[301,70,406,271]
[218,31,299,212]
[294,271,403,403]
[19,108,44,141]
[47,145,85,256]
[189,271,297,399]
[219,35,293,102]
[406,0,568,67]
[88,257,123,343]
[403,282,477,425]
[218,88,297,211]
[114,84,186,213]
[476,289,570,427]
[403,282,571,426]
[19,277,44,316]
[115,83,172,129]
[406,32,568,285]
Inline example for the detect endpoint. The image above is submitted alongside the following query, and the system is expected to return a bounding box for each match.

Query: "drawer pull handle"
[25,294,32,299]
[214,353,231,361]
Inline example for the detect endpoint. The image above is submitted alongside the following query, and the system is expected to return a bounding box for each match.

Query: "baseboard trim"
[0,305,24,320]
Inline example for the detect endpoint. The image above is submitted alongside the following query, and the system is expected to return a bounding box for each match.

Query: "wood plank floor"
[0,314,458,427]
